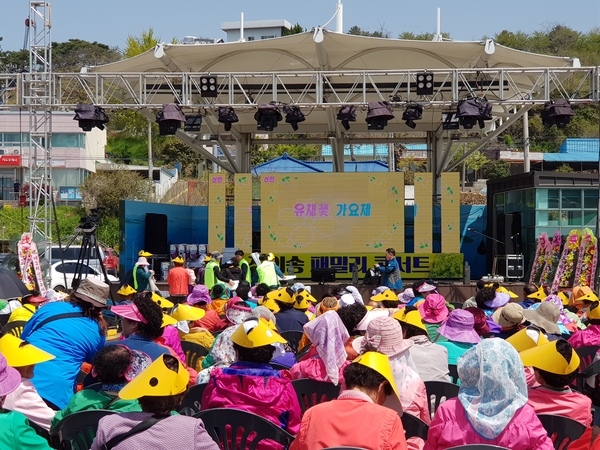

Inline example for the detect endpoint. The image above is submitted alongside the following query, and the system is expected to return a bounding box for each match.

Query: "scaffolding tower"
[24,1,52,278]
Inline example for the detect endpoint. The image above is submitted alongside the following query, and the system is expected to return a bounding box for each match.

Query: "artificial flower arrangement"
[573,228,598,290]
[553,229,583,291]
[540,230,562,288]
[529,233,549,285]
[17,232,46,294]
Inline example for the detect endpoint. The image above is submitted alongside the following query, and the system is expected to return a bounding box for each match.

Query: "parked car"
[102,248,119,275]
[50,260,118,292]
[48,245,106,273]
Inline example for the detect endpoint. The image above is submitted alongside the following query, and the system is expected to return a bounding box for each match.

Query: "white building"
[221,19,292,42]
[0,111,106,200]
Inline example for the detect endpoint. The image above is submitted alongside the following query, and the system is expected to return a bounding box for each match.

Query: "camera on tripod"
[75,207,104,234]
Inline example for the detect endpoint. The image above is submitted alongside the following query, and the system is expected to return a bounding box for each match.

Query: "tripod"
[63,215,114,300]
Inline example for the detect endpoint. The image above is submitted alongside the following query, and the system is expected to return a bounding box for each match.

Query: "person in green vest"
[256,253,280,289]
[0,353,53,450]
[234,250,252,284]
[204,251,234,290]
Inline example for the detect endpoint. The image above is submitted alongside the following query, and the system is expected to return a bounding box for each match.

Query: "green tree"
[124,28,160,58]
[555,163,575,173]
[52,39,121,72]
[347,25,390,38]
[80,171,151,216]
[465,150,489,179]
[155,137,201,177]
[484,160,511,179]
[251,142,320,167]
[0,49,28,73]
[398,31,451,40]
[282,23,305,36]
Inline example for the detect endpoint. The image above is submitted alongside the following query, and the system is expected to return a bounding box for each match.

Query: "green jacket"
[256,261,279,288]
[204,260,218,289]
[133,265,152,292]
[51,389,142,430]
[0,410,52,450]
[239,259,251,284]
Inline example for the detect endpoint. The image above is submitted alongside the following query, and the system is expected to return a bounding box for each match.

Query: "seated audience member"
[354,316,429,423]
[506,326,551,386]
[196,301,253,384]
[0,334,55,430]
[202,317,301,439]
[544,294,579,334]
[0,353,53,450]
[293,288,317,321]
[235,281,255,308]
[371,288,400,309]
[522,301,563,340]
[424,338,553,450]
[172,304,214,367]
[109,293,171,361]
[436,309,480,365]
[336,303,368,359]
[520,284,545,309]
[394,308,450,382]
[570,285,599,311]
[417,293,449,341]
[20,278,109,410]
[570,300,600,348]
[91,354,218,450]
[8,291,45,323]
[290,311,350,385]
[316,296,340,317]
[52,345,146,428]
[252,306,296,368]
[290,352,408,450]
[492,302,526,339]
[209,283,230,315]
[187,285,225,334]
[462,280,486,309]
[520,339,592,426]
[116,284,137,302]
[464,306,491,337]
[268,287,308,333]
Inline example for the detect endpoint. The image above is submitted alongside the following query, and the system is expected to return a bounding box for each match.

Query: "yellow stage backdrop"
[413,172,433,253]
[441,172,460,253]
[234,174,253,255]
[208,174,226,252]
[260,173,404,254]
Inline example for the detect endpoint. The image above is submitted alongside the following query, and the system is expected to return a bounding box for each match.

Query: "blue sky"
[1,0,599,52]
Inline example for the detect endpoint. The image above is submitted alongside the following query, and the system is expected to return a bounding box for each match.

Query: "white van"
[47,245,106,273]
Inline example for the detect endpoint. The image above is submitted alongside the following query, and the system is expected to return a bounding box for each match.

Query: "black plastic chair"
[181,341,209,370]
[83,382,103,392]
[292,378,341,415]
[450,301,464,310]
[401,412,429,440]
[446,446,510,450]
[295,345,311,362]
[448,364,459,384]
[179,383,208,416]
[281,330,304,354]
[537,413,586,450]
[194,408,295,449]
[51,409,117,450]
[1,320,27,338]
[572,346,600,393]
[0,314,9,327]
[424,381,460,419]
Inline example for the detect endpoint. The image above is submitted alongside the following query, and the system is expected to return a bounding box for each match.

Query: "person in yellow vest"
[234,250,252,284]
[256,253,280,289]
[8,292,46,323]
[203,252,234,290]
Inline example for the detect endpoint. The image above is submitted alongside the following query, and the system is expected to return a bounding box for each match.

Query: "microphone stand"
[467,229,505,277]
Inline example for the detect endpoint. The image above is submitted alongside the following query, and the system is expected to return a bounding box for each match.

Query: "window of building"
[247,36,255,41]
[260,35,276,40]
[52,133,85,148]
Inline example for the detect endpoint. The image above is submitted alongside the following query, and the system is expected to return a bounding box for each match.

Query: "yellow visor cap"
[353,351,400,401]
[371,289,397,302]
[138,250,153,257]
[231,318,287,348]
[259,317,278,332]
[294,288,317,305]
[117,285,137,296]
[505,326,549,353]
[171,304,205,322]
[393,309,427,332]
[293,293,311,310]
[0,334,55,367]
[119,354,189,400]
[587,301,600,320]
[151,293,174,309]
[172,256,185,264]
[260,296,281,313]
[519,340,580,375]
[573,286,599,304]
[264,287,294,304]
[527,286,547,300]
[557,292,570,306]
[161,314,178,328]
[497,286,519,299]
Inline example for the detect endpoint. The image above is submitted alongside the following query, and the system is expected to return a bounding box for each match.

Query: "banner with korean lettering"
[234,174,252,254]
[271,253,464,280]
[413,173,433,253]
[208,175,226,252]
[260,173,404,254]
[441,172,460,253]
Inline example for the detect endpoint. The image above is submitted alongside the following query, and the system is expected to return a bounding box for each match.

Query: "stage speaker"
[145,213,168,255]
[311,268,336,283]
[497,213,521,255]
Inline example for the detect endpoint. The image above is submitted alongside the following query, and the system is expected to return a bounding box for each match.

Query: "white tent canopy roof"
[88,29,577,74]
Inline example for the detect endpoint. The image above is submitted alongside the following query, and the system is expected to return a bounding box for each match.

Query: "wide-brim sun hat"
[353,316,413,357]
[522,302,561,334]
[187,285,212,305]
[417,282,437,294]
[355,309,390,332]
[136,257,150,266]
[519,340,580,375]
[496,286,519,299]
[527,286,547,301]
[398,288,415,304]
[172,256,185,264]
[0,334,55,367]
[492,303,525,328]
[0,353,20,397]
[73,278,109,307]
[485,291,511,309]
[418,293,449,324]
[171,304,206,322]
[437,309,481,344]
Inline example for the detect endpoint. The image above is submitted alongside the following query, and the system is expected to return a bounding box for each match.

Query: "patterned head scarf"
[303,311,349,386]
[457,338,528,439]
[544,295,574,324]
